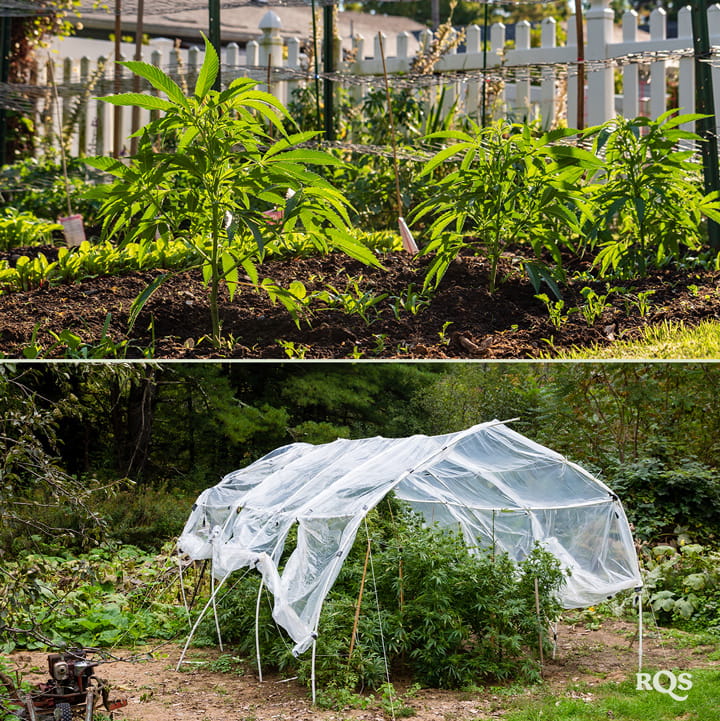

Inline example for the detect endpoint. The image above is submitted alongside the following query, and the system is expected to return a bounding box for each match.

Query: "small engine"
[23,649,127,721]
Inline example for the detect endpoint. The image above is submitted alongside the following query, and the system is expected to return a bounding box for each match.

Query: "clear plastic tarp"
[179,421,642,655]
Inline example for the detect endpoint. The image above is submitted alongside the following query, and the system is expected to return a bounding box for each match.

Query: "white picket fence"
[35,0,720,157]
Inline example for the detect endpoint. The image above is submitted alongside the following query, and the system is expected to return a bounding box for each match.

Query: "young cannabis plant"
[86,36,378,347]
[412,121,595,294]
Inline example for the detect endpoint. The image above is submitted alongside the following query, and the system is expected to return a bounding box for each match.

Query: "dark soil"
[1,246,720,359]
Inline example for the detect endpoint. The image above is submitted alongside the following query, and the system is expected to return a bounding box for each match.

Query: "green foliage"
[604,457,720,542]
[412,121,592,293]
[0,208,61,250]
[0,157,101,226]
[582,112,720,277]
[642,543,720,632]
[0,544,190,651]
[207,500,565,691]
[87,35,378,346]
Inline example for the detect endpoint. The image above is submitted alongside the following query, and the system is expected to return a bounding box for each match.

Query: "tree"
[0,363,124,552]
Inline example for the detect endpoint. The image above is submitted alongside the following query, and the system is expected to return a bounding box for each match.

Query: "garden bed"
[1,247,719,359]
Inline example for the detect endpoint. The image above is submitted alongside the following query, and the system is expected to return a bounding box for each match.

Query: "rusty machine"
[2,649,128,721]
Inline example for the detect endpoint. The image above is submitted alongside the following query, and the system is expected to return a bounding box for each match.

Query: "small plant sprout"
[87,34,380,347]
[578,286,614,326]
[535,293,573,330]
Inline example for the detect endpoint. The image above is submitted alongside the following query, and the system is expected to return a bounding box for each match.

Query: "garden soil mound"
[10,621,718,721]
[1,248,719,358]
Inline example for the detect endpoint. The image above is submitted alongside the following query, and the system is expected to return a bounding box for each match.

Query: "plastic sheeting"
[178,421,642,656]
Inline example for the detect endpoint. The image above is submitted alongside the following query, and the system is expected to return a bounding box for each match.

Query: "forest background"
[3,361,719,555]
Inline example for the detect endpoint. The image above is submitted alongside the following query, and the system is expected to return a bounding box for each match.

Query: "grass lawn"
[504,668,720,720]
[560,320,720,359]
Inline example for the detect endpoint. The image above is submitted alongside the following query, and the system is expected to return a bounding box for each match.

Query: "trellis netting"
[178,420,642,657]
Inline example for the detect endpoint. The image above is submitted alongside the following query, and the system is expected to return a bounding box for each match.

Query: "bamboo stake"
[574,0,585,130]
[534,577,544,674]
[130,0,144,155]
[348,535,372,658]
[377,33,418,253]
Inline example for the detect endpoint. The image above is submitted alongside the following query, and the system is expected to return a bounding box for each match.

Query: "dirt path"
[10,620,719,720]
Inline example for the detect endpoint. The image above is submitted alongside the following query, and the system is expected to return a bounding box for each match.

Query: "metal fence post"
[691,0,720,248]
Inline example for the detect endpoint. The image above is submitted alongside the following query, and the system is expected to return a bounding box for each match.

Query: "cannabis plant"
[86,36,378,346]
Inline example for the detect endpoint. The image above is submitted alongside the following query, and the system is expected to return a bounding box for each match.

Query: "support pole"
[0,15,10,165]
[130,0,144,155]
[176,572,229,671]
[211,569,224,652]
[690,0,720,248]
[255,579,264,683]
[574,0,585,129]
[113,0,122,158]
[534,577,544,675]
[636,586,643,672]
[322,2,335,140]
[311,638,317,705]
[311,0,322,131]
[209,0,222,90]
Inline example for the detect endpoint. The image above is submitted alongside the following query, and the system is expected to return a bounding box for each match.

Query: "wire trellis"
[0,0,55,17]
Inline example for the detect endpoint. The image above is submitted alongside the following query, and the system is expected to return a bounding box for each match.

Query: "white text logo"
[635,671,693,701]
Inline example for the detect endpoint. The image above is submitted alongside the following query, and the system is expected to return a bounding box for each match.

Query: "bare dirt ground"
[10,620,719,721]
[1,247,720,358]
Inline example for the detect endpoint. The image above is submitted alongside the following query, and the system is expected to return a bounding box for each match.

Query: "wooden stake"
[348,535,372,658]
[534,577,544,674]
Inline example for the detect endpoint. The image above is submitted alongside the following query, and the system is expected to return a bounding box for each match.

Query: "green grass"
[557,320,720,359]
[503,668,720,720]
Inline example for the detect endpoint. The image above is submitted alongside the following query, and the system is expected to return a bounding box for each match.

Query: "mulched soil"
[1,245,720,359]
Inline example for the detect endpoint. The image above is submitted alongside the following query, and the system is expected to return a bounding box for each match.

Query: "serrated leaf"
[102,93,174,111]
[195,34,219,99]
[118,60,188,106]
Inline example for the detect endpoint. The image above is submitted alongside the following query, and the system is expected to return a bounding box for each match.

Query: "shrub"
[603,456,720,543]
[0,544,189,651]
[207,498,566,690]
[642,543,720,633]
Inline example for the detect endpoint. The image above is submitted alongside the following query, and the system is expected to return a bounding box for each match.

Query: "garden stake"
[377,32,418,254]
[311,0,322,132]
[113,0,122,158]
[349,535,371,658]
[636,585,643,671]
[48,54,86,247]
[130,0,145,155]
[255,579,264,682]
[574,0,585,130]
[534,577,544,675]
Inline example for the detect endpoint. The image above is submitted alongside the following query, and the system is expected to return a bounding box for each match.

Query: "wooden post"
[574,0,585,129]
[113,0,122,158]
[130,0,144,155]
[348,536,371,658]
[534,577,544,674]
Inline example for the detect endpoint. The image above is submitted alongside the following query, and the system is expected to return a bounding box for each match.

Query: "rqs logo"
[636,670,693,701]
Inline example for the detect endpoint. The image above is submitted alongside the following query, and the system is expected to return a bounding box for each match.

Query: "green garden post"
[323,2,335,141]
[0,15,10,165]
[209,0,221,90]
[691,0,720,248]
